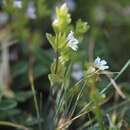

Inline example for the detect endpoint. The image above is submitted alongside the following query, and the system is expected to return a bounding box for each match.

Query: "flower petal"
[67,31,79,51]
[53,19,58,25]
[70,44,78,51]
[94,57,101,65]
[61,3,67,10]
[68,31,74,39]
[99,65,109,70]
[100,60,107,65]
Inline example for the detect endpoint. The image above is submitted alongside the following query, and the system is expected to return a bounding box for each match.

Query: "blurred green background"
[0,0,130,129]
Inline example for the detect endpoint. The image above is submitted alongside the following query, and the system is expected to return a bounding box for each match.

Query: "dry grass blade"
[101,59,130,94]
[106,114,115,128]
[107,75,126,99]
[57,96,111,130]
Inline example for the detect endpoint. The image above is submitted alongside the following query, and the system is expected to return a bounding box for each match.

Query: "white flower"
[94,57,109,70]
[67,31,79,51]
[53,19,58,25]
[71,64,83,80]
[13,1,22,8]
[61,3,67,10]
[26,3,36,19]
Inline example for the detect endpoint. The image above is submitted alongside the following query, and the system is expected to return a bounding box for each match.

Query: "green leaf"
[0,109,20,120]
[12,49,52,87]
[0,99,17,111]
[46,33,56,50]
[13,111,43,126]
[48,74,63,86]
[15,91,33,102]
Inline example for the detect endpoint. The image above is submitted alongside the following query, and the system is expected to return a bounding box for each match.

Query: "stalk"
[28,55,42,130]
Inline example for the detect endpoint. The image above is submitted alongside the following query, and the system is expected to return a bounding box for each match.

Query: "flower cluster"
[53,3,66,25]
[47,3,110,85]
[94,57,109,70]
[88,57,109,73]
[67,31,79,51]
[52,3,71,32]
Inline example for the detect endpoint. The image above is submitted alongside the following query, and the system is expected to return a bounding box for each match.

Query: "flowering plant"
[0,1,129,130]
[46,3,120,130]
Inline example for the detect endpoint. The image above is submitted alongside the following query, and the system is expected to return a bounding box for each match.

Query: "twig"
[28,55,42,130]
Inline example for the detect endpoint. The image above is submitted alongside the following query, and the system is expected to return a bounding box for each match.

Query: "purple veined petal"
[68,31,74,39]
[94,57,101,65]
[72,39,79,44]
[67,31,79,51]
[68,38,79,45]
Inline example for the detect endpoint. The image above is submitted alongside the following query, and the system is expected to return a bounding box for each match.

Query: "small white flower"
[53,19,58,25]
[94,57,109,70]
[71,64,83,80]
[61,3,67,10]
[67,31,79,51]
[13,1,22,8]
[26,3,36,19]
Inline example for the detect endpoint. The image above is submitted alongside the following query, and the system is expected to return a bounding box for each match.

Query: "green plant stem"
[0,121,29,130]
[101,59,130,94]
[29,68,41,130]
[94,107,104,130]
